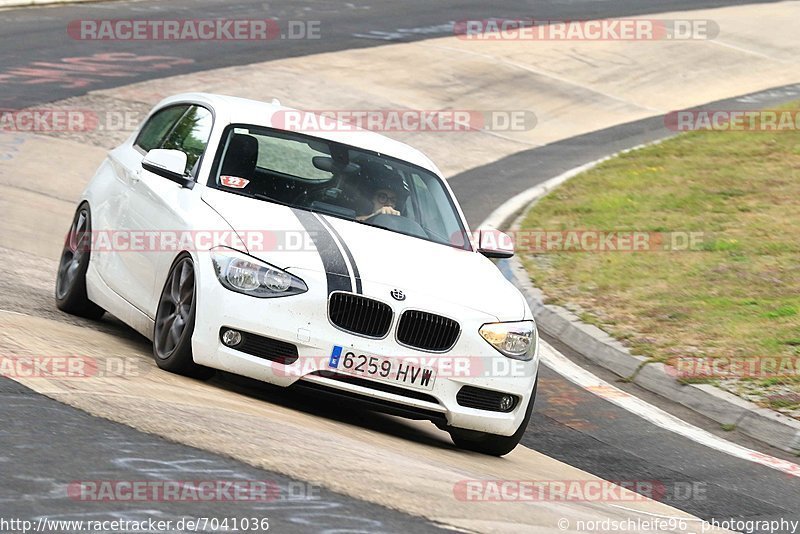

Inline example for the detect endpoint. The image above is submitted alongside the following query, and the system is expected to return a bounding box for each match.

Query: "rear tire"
[153,254,215,380]
[448,379,537,456]
[55,203,105,320]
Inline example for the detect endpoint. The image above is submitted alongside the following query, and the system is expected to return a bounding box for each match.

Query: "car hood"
[202,188,525,320]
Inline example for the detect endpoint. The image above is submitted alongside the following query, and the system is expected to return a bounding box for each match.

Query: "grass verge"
[519,103,800,416]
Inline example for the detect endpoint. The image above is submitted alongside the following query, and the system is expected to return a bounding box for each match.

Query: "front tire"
[153,254,214,380]
[55,203,105,320]
[448,379,537,456]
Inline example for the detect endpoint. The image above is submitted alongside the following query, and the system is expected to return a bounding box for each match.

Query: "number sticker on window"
[220,175,250,189]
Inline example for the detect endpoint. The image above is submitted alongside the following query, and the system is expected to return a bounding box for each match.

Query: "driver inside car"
[358,187,400,220]
[355,162,409,221]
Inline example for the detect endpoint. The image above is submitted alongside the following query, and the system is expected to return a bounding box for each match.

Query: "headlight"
[479,320,537,360]
[211,247,307,298]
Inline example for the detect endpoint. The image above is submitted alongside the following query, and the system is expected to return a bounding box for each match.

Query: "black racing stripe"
[291,208,352,294]
[316,214,363,294]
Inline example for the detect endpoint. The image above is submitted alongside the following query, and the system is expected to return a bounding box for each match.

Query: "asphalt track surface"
[1,0,799,532]
[0,0,786,109]
[0,378,448,533]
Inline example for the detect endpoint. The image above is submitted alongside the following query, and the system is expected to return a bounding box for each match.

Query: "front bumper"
[191,254,539,436]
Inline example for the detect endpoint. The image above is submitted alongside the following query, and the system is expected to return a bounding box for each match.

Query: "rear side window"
[162,106,213,174]
[135,105,189,152]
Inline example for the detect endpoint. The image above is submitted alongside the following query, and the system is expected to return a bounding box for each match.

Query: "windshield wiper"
[419,224,451,244]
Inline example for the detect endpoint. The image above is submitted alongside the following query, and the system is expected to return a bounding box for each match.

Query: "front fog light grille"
[219,328,299,365]
[456,386,518,413]
[396,310,460,352]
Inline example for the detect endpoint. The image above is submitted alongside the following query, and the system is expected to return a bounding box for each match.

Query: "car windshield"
[210,125,470,250]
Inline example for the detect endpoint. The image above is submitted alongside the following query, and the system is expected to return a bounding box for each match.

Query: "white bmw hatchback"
[55,93,539,456]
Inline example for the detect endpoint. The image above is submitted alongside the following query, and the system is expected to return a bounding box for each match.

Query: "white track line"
[540,342,800,478]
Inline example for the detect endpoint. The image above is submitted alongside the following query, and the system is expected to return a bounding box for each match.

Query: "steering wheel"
[362,209,401,222]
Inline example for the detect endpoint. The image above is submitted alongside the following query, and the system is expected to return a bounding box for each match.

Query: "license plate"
[328,346,435,390]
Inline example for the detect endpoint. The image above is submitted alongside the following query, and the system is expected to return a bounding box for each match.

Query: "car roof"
[155,92,443,176]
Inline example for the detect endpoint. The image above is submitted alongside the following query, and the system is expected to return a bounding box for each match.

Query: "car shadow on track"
[209,370,459,451]
[59,309,461,451]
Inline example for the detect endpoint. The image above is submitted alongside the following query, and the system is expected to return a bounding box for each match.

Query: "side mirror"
[142,149,193,188]
[477,228,514,259]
